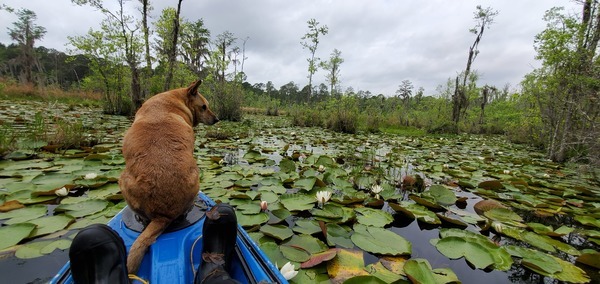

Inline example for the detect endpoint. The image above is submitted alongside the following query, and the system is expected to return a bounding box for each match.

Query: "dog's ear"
[187,80,202,96]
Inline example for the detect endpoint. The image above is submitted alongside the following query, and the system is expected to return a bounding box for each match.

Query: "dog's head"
[186,80,219,126]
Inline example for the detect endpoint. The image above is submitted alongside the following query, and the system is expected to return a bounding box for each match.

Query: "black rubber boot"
[195,203,240,284]
[69,224,129,284]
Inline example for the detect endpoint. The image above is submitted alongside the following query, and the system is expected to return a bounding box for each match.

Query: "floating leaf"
[28,215,75,237]
[473,199,507,215]
[483,208,523,223]
[326,249,368,283]
[55,199,109,218]
[0,205,47,225]
[351,224,411,256]
[292,219,322,235]
[343,275,387,284]
[236,211,269,227]
[404,258,438,284]
[260,224,293,241]
[280,245,311,262]
[294,177,317,191]
[280,194,315,211]
[425,185,457,206]
[433,236,495,269]
[301,248,337,268]
[354,207,393,227]
[259,242,288,269]
[0,223,36,250]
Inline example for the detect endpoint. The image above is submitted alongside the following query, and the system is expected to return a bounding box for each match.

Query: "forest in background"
[0,1,598,170]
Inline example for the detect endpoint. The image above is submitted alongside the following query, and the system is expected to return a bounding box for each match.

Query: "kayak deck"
[51,193,287,284]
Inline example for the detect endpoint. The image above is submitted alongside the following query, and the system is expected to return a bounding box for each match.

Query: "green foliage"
[325,95,358,134]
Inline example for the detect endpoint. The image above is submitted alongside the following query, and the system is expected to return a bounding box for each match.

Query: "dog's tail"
[127,217,170,274]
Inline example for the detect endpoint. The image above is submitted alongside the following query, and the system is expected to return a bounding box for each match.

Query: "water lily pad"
[351,224,411,256]
[55,199,109,218]
[424,185,457,206]
[343,275,388,284]
[40,239,72,254]
[389,202,441,225]
[433,236,495,269]
[404,258,460,284]
[0,205,47,225]
[326,223,354,248]
[294,177,317,191]
[327,249,368,283]
[293,219,322,235]
[236,211,269,227]
[364,262,403,283]
[260,224,293,241]
[278,158,296,173]
[438,228,513,271]
[15,240,54,259]
[354,207,393,227]
[259,242,288,269]
[483,208,523,223]
[284,234,328,254]
[280,245,311,262]
[301,248,337,268]
[28,215,75,237]
[280,194,315,211]
[0,223,37,250]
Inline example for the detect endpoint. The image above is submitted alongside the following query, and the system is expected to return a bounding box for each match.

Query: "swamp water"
[0,100,598,283]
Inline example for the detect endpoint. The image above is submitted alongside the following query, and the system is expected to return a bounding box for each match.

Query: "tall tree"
[140,0,152,70]
[452,6,498,125]
[396,79,413,107]
[301,18,328,101]
[524,2,600,164]
[180,18,210,76]
[212,31,236,82]
[320,48,343,97]
[163,0,183,91]
[72,0,145,112]
[7,8,46,84]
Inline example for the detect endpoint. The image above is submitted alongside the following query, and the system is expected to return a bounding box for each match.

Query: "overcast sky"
[0,0,581,96]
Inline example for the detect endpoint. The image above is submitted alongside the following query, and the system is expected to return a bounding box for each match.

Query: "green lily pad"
[28,215,75,237]
[0,223,37,250]
[433,236,495,269]
[293,219,322,235]
[301,248,337,268]
[55,199,109,218]
[354,207,393,227]
[279,158,296,173]
[0,205,47,225]
[280,245,311,262]
[294,177,317,191]
[280,194,316,211]
[351,224,411,256]
[404,258,438,284]
[236,211,269,227]
[259,242,288,269]
[260,224,294,241]
[424,185,457,206]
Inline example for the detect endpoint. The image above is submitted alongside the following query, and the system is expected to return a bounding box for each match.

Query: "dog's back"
[119,81,218,274]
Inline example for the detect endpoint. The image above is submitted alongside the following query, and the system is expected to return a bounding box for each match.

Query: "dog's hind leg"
[126,217,170,274]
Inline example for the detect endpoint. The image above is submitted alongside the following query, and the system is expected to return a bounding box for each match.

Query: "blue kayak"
[50,192,288,284]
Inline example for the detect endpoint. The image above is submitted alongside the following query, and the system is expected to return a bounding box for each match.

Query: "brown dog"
[119,80,218,273]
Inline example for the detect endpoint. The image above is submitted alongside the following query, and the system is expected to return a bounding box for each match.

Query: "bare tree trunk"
[164,0,183,91]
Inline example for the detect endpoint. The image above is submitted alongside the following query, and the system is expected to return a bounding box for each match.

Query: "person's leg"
[69,224,129,284]
[195,203,241,284]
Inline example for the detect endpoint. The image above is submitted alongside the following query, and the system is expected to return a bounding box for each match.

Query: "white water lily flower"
[543,173,550,178]
[371,184,383,199]
[84,173,98,180]
[280,262,298,280]
[318,165,326,172]
[315,190,332,208]
[503,170,510,174]
[55,187,68,197]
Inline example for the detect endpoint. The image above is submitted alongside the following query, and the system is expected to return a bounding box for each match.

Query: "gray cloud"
[0,0,580,96]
